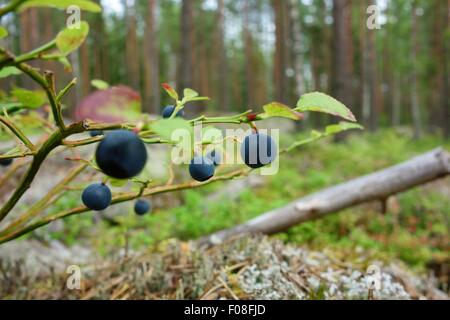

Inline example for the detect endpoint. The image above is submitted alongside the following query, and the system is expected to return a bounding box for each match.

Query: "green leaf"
[0,66,22,78]
[109,178,128,188]
[0,27,8,39]
[295,92,356,122]
[325,122,364,135]
[11,88,47,109]
[259,102,302,120]
[19,0,101,12]
[58,56,72,72]
[150,118,193,142]
[91,79,109,90]
[0,102,26,115]
[311,130,322,138]
[56,21,89,56]
[162,83,179,101]
[183,88,198,99]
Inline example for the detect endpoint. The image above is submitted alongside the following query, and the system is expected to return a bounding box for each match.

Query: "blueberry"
[89,130,103,137]
[95,130,147,179]
[162,105,185,118]
[134,199,151,216]
[0,158,13,167]
[81,183,112,211]
[189,156,215,182]
[240,132,277,169]
[206,150,222,166]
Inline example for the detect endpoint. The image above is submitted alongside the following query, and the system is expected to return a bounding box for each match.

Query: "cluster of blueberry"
[1,106,276,216]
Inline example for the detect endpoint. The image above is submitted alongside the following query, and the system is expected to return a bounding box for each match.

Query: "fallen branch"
[199,148,450,246]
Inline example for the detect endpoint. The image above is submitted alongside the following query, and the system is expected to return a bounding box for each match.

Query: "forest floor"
[0,235,448,300]
[0,129,449,299]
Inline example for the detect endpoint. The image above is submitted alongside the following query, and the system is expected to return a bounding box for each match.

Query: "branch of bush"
[0,5,362,244]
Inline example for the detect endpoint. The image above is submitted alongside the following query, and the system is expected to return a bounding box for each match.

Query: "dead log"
[199,148,450,246]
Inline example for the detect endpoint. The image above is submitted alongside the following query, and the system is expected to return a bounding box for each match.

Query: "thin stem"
[0,157,30,188]
[0,121,86,223]
[0,163,87,236]
[1,51,65,131]
[0,115,35,150]
[44,71,65,130]
[62,122,133,147]
[141,137,177,144]
[189,110,253,125]
[14,60,47,87]
[0,151,36,160]
[57,78,77,102]
[13,39,57,65]
[0,168,248,244]
[63,136,102,147]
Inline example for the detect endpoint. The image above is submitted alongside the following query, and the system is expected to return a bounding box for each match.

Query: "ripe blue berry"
[89,130,103,137]
[95,130,147,179]
[206,150,222,166]
[162,105,185,118]
[134,199,151,215]
[240,132,277,168]
[0,158,13,167]
[189,156,215,182]
[81,183,112,211]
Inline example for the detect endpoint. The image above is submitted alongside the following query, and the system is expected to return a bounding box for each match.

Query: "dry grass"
[1,235,447,300]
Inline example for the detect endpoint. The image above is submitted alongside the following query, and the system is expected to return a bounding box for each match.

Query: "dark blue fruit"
[162,105,185,118]
[81,183,112,211]
[95,130,147,179]
[189,156,215,182]
[240,133,277,169]
[89,130,103,137]
[206,150,222,166]
[134,199,151,215]
[0,158,13,167]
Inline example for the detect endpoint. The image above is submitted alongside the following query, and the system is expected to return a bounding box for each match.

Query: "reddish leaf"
[162,83,179,101]
[74,85,141,123]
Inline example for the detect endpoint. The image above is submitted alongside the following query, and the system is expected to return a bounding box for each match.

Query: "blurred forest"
[0,0,449,137]
[1,0,450,300]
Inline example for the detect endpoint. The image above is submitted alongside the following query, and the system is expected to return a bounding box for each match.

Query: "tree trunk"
[243,0,255,106]
[199,148,450,246]
[177,0,195,110]
[215,0,228,111]
[361,0,379,131]
[79,42,91,97]
[382,2,393,128]
[125,0,141,91]
[92,0,109,82]
[332,0,354,140]
[410,1,422,139]
[143,0,160,114]
[272,0,289,103]
[443,0,450,138]
[332,0,354,115]
[288,0,304,99]
[19,8,39,89]
[391,73,401,126]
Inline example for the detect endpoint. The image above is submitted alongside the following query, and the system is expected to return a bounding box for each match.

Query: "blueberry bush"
[0,0,362,244]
